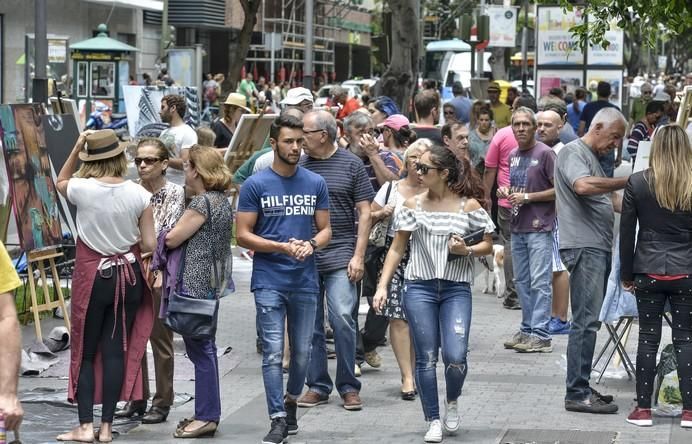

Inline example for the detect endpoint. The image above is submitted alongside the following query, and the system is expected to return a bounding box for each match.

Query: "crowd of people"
[0,71,691,444]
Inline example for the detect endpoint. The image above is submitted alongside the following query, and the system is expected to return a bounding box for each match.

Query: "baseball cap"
[378,114,410,131]
[280,87,314,105]
[487,81,501,92]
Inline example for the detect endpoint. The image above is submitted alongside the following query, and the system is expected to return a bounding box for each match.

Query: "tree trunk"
[376,0,419,115]
[489,47,507,81]
[227,0,262,92]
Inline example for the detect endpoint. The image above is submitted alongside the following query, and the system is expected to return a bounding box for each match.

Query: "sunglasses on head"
[134,157,162,166]
[415,162,443,175]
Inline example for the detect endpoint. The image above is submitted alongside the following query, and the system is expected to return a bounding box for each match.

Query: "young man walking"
[237,114,332,443]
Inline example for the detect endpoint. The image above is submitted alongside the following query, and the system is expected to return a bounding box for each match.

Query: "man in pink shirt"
[483,95,538,310]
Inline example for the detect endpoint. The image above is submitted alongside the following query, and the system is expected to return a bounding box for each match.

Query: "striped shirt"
[393,196,496,283]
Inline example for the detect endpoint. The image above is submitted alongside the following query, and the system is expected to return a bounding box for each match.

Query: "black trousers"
[77,263,143,423]
[634,275,692,410]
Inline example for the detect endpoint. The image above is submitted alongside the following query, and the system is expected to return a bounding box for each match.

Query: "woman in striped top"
[374,145,494,443]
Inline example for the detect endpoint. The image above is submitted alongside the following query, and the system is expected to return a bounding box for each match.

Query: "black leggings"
[77,263,143,423]
[634,275,692,410]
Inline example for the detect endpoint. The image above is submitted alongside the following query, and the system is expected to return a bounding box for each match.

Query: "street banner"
[487,7,518,48]
[536,6,584,65]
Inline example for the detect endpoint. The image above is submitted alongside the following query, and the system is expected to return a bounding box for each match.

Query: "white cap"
[280,87,314,105]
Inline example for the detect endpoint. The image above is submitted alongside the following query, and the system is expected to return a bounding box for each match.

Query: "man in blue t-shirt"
[237,114,331,443]
[499,107,557,354]
[297,110,374,412]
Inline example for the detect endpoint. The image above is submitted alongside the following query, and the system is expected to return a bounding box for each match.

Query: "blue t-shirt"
[300,148,375,273]
[238,167,330,292]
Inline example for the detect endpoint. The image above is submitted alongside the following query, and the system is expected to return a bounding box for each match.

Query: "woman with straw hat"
[211,92,252,149]
[55,129,156,443]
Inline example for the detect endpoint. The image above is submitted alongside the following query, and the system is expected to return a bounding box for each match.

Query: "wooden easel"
[26,248,71,342]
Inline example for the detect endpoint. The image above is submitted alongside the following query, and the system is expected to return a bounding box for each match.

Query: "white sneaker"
[424,419,443,443]
[443,400,460,432]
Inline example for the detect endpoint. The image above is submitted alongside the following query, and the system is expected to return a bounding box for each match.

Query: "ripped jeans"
[255,289,318,418]
[403,279,472,421]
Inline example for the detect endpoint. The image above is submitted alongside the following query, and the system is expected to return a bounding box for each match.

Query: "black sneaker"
[502,297,521,310]
[565,394,618,414]
[590,387,614,404]
[285,399,298,435]
[262,417,288,444]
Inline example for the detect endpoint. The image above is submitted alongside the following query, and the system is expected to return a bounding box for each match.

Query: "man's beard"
[276,149,298,165]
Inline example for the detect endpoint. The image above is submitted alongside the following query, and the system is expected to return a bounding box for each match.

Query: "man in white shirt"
[159,94,198,185]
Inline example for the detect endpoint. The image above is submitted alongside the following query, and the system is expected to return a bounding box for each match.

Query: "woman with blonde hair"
[56,129,156,443]
[620,124,692,429]
[372,138,430,400]
[164,145,233,438]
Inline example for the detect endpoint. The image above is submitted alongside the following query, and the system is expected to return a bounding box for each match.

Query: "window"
[90,62,115,97]
[77,62,88,97]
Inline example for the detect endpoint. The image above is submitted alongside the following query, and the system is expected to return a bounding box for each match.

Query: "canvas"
[0,104,62,251]
[122,85,200,139]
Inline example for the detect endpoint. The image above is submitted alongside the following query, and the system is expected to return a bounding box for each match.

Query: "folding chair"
[592,316,637,384]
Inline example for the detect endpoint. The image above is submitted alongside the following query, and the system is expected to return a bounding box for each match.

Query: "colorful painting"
[122,85,200,139]
[0,104,62,251]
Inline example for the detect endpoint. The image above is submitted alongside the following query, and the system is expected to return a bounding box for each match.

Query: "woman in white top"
[371,139,430,400]
[375,145,494,443]
[55,130,155,443]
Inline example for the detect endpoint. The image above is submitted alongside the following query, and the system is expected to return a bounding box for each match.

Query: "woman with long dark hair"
[375,145,494,442]
[620,124,692,428]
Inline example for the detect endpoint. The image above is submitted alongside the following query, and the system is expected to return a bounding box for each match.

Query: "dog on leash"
[480,244,505,298]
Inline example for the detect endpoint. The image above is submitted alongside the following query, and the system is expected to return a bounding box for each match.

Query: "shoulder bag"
[363,181,393,297]
[164,195,220,339]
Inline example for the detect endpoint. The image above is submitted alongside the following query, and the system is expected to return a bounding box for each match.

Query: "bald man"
[536,110,571,335]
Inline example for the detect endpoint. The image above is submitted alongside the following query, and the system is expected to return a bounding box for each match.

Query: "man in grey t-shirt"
[555,107,629,414]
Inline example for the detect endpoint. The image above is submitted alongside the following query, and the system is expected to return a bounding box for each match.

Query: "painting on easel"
[0,104,62,251]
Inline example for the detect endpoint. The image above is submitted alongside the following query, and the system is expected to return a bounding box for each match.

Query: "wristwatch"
[309,238,318,250]
[523,193,530,204]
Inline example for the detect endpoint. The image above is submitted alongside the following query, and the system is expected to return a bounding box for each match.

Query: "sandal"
[176,418,195,432]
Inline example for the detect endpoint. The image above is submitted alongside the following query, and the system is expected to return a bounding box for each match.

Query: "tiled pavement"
[19,253,690,443]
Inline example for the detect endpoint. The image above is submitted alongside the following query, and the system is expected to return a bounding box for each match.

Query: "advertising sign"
[586,70,623,109]
[487,6,518,48]
[536,6,584,65]
[536,70,583,97]
[587,19,624,65]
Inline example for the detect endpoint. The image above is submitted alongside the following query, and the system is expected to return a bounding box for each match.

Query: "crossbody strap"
[203,194,221,300]
[383,181,394,233]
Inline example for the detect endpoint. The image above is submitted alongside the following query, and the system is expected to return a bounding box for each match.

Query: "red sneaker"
[682,410,692,428]
[626,407,653,426]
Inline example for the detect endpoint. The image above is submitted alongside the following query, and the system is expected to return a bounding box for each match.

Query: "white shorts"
[552,222,566,273]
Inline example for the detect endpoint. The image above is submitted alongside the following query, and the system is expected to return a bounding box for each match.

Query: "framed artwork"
[0,104,62,252]
[536,70,583,98]
[676,86,692,129]
[585,70,623,109]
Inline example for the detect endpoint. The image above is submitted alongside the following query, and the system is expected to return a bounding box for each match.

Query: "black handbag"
[362,182,393,297]
[164,196,220,339]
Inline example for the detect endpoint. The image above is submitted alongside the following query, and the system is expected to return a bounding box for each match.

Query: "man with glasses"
[298,110,373,412]
[630,83,653,125]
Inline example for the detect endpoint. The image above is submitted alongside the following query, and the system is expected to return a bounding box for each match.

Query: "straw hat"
[224,93,252,113]
[79,129,127,162]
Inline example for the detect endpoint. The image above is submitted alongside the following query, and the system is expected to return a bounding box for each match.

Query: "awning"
[81,0,164,11]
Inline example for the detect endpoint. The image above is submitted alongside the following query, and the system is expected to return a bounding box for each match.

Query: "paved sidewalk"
[19,255,690,443]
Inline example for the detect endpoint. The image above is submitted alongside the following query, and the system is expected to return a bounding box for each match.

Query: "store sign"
[487,6,517,48]
[327,17,372,34]
[71,51,127,61]
[536,7,584,65]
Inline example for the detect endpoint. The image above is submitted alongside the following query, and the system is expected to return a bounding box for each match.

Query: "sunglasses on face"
[415,162,443,175]
[134,157,162,166]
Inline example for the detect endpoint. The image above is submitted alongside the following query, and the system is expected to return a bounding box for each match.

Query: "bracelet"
[466,246,474,257]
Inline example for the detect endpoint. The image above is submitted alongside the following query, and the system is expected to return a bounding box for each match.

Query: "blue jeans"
[403,279,472,421]
[559,248,611,401]
[512,231,554,340]
[306,268,361,396]
[182,336,221,422]
[255,289,318,418]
